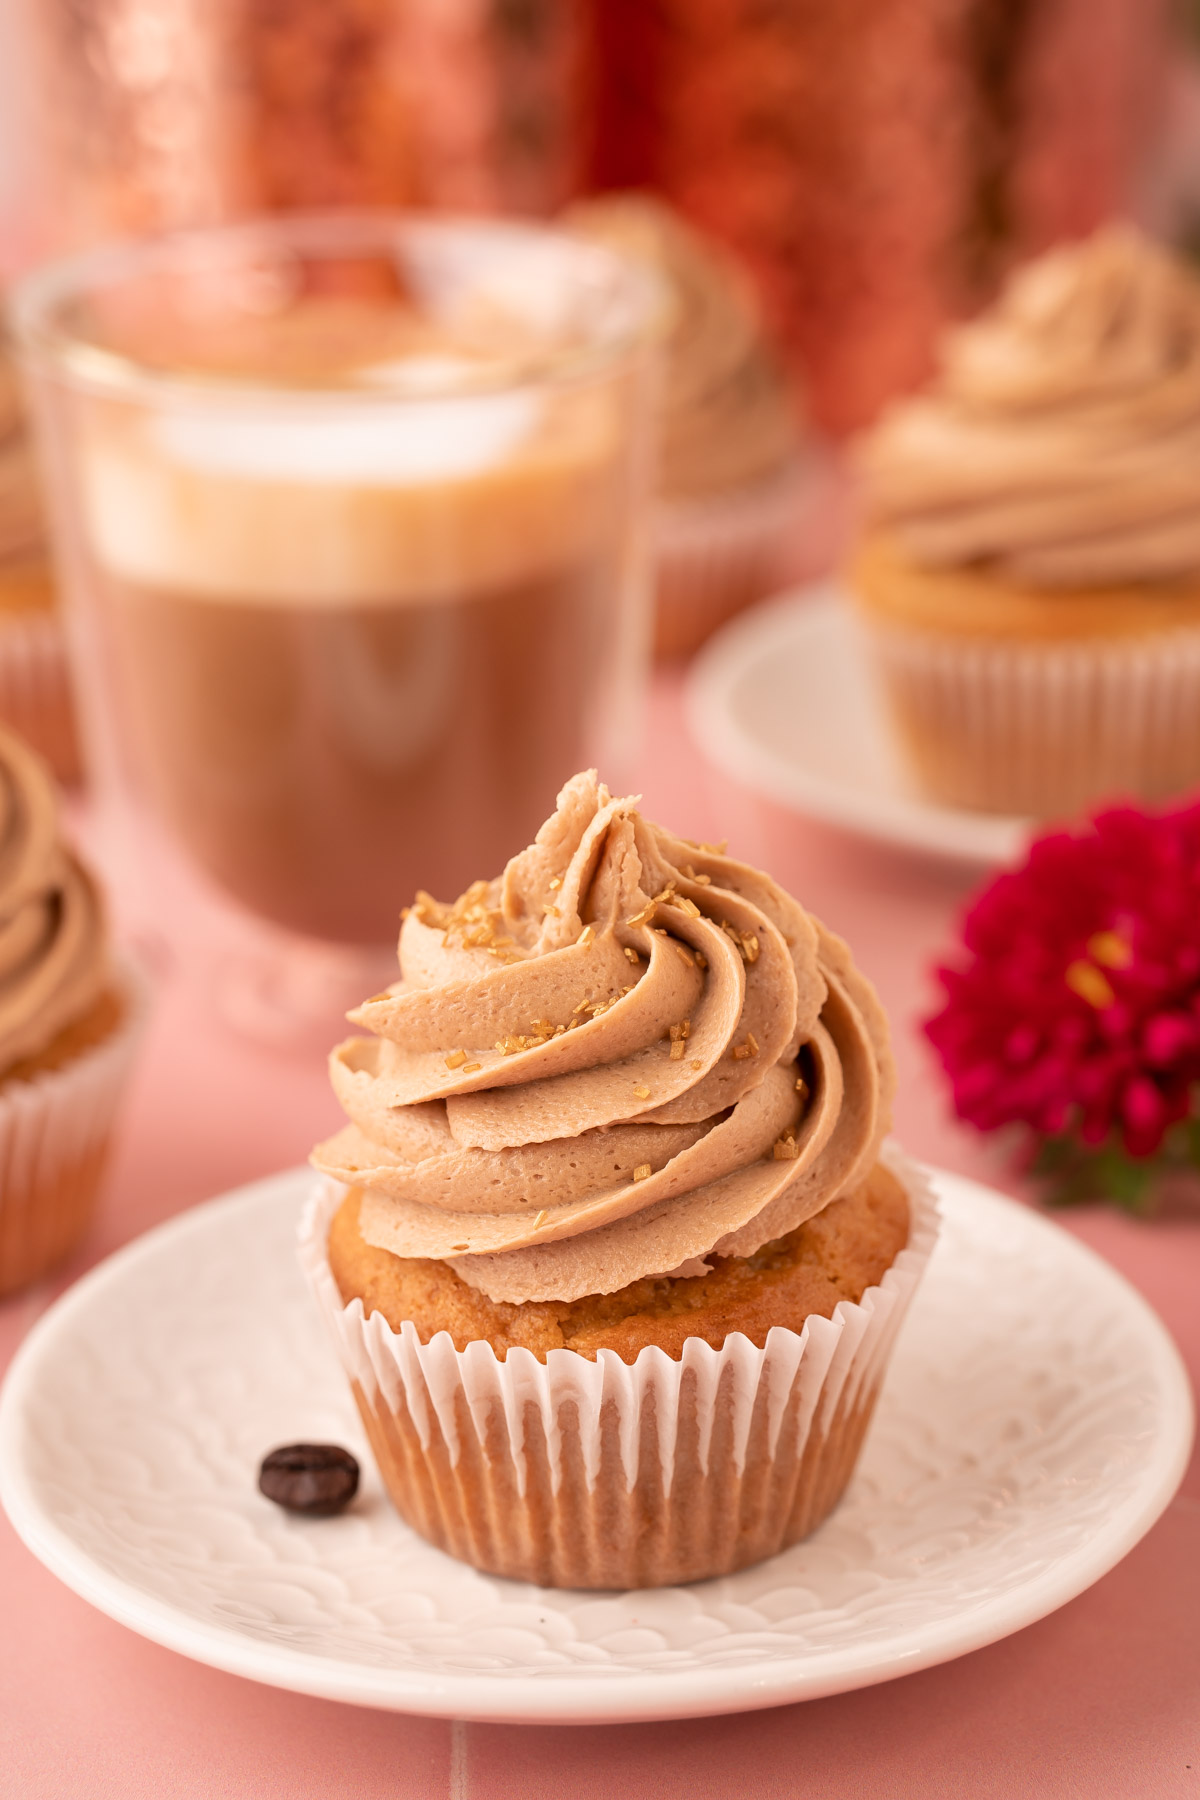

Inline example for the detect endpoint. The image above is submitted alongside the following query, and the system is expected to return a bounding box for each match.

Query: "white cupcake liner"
[0,607,80,787]
[861,617,1200,817]
[0,957,149,1297]
[298,1147,938,1589]
[653,458,816,659]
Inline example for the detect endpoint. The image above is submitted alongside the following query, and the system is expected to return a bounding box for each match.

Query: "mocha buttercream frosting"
[0,724,108,1071]
[313,773,894,1304]
[566,196,800,501]
[861,226,1200,588]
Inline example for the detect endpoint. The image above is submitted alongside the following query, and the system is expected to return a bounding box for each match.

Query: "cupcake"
[0,724,144,1296]
[566,195,813,658]
[0,340,81,786]
[302,771,937,1588]
[852,226,1200,817]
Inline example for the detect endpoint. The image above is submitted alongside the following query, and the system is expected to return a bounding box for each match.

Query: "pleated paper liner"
[0,959,149,1298]
[653,458,815,660]
[860,617,1200,818]
[299,1149,939,1590]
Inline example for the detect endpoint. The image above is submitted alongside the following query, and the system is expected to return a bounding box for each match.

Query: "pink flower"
[926,801,1200,1160]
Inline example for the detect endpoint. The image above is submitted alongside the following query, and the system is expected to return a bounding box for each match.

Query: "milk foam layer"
[82,388,621,604]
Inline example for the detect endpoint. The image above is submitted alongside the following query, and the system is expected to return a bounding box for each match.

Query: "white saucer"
[687,586,1032,866]
[0,1166,1190,1725]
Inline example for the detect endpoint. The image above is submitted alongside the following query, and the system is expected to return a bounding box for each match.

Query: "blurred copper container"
[26,0,585,247]
[582,0,1171,435]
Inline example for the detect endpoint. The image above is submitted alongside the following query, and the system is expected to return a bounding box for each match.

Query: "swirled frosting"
[566,196,800,500]
[0,724,108,1070]
[313,772,894,1303]
[861,227,1200,588]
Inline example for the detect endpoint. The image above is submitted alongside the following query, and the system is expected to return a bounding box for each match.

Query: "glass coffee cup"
[12,214,657,1032]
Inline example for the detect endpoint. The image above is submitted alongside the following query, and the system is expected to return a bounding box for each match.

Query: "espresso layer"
[105,560,616,943]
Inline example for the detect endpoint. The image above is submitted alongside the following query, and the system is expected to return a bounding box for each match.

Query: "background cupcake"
[567,196,815,658]
[303,771,937,1589]
[0,723,143,1295]
[852,226,1200,818]
[0,337,80,786]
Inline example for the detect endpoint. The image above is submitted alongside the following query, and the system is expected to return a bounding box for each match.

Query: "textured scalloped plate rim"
[0,1164,1192,1726]
[686,586,1033,868]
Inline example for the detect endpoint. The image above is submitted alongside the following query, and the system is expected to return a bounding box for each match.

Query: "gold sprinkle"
[719,920,760,965]
[444,1049,468,1070]
[795,1076,810,1101]
[544,903,560,918]
[461,1062,482,1074]
[698,839,728,855]
[1089,930,1132,969]
[674,943,696,968]
[451,1244,468,1251]
[548,876,562,891]
[695,952,708,971]
[577,923,596,948]
[533,1209,548,1229]
[670,1041,686,1059]
[624,946,640,964]
[683,864,713,886]
[633,1163,652,1182]
[691,1059,703,1070]
[732,1032,759,1061]
[366,992,391,1004]
[1065,960,1115,1010]
[746,1032,759,1056]
[773,1135,798,1161]
[634,1084,651,1099]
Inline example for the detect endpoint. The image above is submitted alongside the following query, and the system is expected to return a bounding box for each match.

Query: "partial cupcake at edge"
[850,225,1200,818]
[302,771,937,1589]
[566,195,813,658]
[0,336,81,786]
[0,723,144,1296]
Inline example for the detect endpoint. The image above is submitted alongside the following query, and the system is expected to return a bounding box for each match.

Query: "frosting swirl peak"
[314,773,894,1303]
[566,196,801,500]
[861,227,1200,587]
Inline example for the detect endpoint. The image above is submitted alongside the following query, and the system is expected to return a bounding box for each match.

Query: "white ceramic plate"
[0,1166,1191,1725]
[687,586,1032,867]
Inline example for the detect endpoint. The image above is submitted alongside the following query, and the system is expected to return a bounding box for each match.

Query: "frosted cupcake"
[302,771,936,1588]
[0,725,144,1295]
[852,227,1200,817]
[567,196,811,657]
[0,341,80,785]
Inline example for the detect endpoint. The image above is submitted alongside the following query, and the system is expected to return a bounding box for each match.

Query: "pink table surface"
[2,670,1199,1799]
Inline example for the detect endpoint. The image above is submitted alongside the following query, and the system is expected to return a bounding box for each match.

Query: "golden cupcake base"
[852,536,1200,817]
[0,972,146,1299]
[301,1156,938,1590]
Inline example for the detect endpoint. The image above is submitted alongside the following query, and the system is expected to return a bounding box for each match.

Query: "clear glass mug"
[11,213,658,1034]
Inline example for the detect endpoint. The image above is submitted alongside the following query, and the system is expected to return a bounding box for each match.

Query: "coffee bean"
[258,1443,359,1516]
